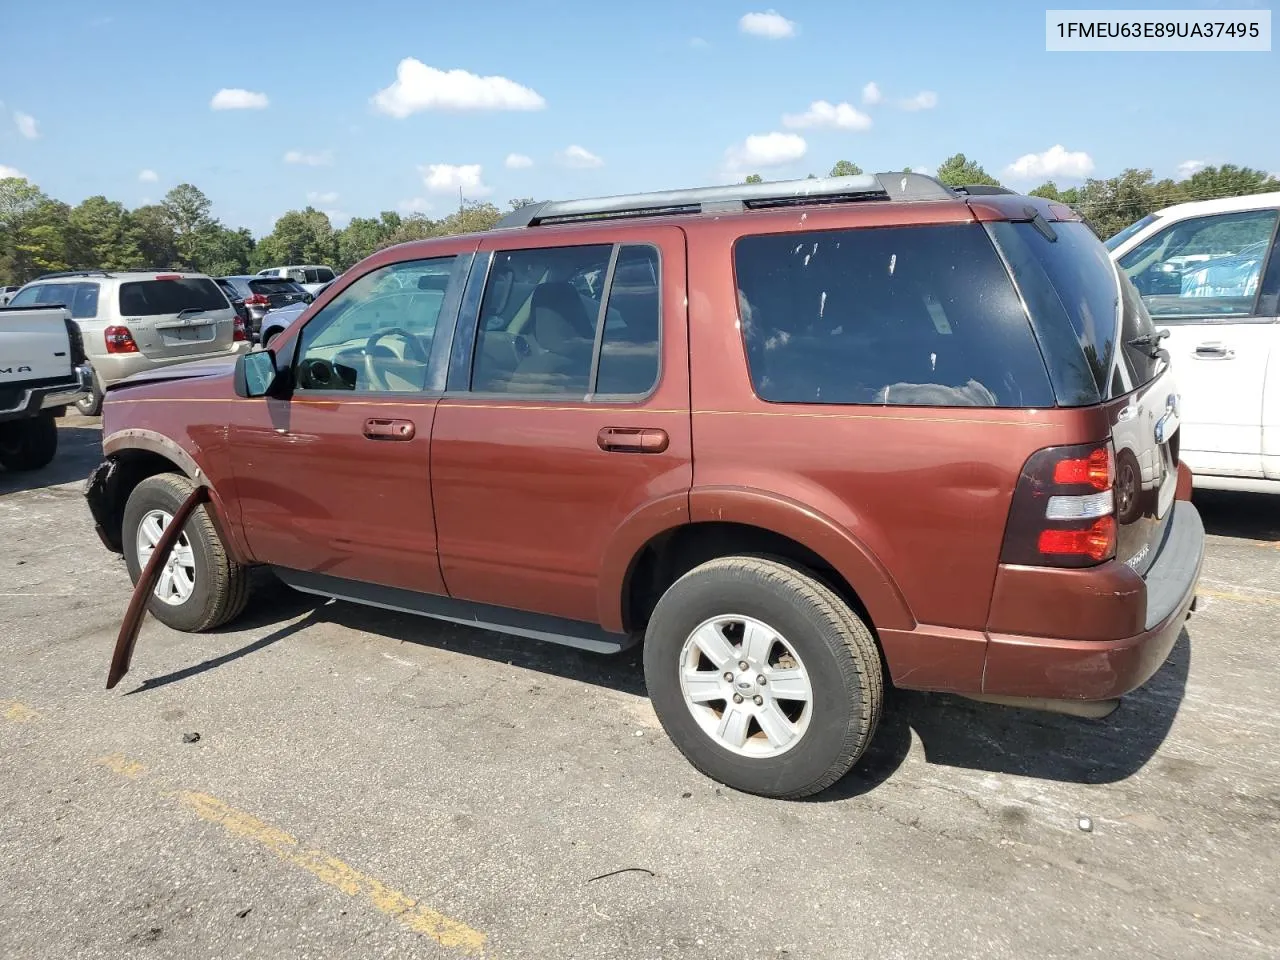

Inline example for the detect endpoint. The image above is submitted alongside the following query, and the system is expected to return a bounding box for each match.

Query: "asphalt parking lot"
[2,415,1278,960]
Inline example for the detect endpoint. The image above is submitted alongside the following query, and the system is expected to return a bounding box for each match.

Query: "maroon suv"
[85,173,1204,798]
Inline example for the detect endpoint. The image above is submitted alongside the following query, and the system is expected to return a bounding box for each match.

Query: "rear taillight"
[233,316,248,341]
[1001,442,1118,568]
[104,325,138,354]
[244,294,270,307]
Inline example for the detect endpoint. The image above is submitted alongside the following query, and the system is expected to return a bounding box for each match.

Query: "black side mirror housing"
[234,349,280,398]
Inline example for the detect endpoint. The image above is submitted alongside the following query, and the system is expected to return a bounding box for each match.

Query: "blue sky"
[0,0,1275,236]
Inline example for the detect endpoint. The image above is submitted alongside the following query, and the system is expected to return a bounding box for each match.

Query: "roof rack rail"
[496,172,957,229]
[951,184,1017,196]
[32,269,114,281]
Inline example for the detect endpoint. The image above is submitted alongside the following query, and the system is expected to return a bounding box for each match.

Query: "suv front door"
[431,227,691,628]
[1117,207,1280,479]
[227,252,471,593]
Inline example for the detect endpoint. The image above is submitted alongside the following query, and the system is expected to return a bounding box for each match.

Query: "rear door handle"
[364,418,415,441]
[1193,342,1234,360]
[597,427,669,454]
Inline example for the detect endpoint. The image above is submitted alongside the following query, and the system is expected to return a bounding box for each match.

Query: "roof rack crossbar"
[496,172,956,229]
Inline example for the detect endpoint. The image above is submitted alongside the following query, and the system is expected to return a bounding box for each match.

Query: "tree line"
[750,155,1280,242]
[3,153,1278,285]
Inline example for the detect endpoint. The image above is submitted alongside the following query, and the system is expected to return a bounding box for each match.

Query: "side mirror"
[234,349,280,398]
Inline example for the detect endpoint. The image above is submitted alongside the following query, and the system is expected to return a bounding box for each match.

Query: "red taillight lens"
[244,294,270,306]
[1052,447,1114,490]
[1037,517,1117,562]
[233,316,248,341]
[104,325,138,354]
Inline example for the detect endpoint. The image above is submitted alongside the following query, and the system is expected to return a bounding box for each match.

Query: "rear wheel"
[643,556,883,799]
[122,473,250,632]
[0,413,58,471]
[75,376,103,416]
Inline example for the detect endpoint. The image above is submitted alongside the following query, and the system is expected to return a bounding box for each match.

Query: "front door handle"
[1193,342,1234,360]
[364,418,415,441]
[597,427,669,454]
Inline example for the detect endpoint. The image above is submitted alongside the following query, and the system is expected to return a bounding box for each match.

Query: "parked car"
[7,270,250,416]
[1107,191,1280,494]
[255,264,337,298]
[85,173,1203,798]
[216,275,310,341]
[0,285,21,307]
[258,277,334,346]
[0,303,91,470]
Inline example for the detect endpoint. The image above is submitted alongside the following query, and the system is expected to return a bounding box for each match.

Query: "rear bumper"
[92,343,250,388]
[0,364,92,422]
[982,502,1204,700]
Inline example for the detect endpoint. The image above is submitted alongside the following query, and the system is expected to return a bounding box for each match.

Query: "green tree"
[128,204,179,268]
[384,215,437,248]
[830,160,863,177]
[68,196,140,269]
[337,215,393,269]
[0,177,51,282]
[191,225,253,276]
[162,184,215,266]
[436,200,502,236]
[935,153,1000,188]
[743,174,763,184]
[1180,164,1280,203]
[1029,182,1062,200]
[1075,168,1158,240]
[253,207,336,270]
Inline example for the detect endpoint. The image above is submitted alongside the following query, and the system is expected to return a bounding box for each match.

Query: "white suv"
[6,270,249,415]
[1108,192,1280,494]
[256,264,337,298]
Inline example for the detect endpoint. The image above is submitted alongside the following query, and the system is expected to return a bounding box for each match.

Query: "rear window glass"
[249,278,304,296]
[119,278,228,316]
[987,221,1119,405]
[733,224,1054,408]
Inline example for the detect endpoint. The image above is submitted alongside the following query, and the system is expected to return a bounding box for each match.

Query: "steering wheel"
[360,328,430,391]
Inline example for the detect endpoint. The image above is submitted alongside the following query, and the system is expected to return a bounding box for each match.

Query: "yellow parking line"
[176,792,487,955]
[97,754,147,778]
[2,701,40,723]
[1199,588,1280,606]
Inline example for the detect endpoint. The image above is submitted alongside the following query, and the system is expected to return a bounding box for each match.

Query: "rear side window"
[69,282,99,319]
[119,278,228,316]
[306,268,336,284]
[733,224,1054,408]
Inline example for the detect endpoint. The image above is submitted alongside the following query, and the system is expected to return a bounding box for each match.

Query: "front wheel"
[122,473,250,632]
[643,556,883,799]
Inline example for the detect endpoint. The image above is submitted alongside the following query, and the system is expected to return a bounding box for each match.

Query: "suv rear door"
[117,275,236,360]
[430,226,691,627]
[1116,206,1280,479]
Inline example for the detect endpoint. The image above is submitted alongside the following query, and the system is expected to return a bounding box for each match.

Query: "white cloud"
[307,190,340,204]
[420,163,491,196]
[505,152,534,170]
[558,145,604,169]
[906,165,935,176]
[725,132,807,174]
[899,91,938,111]
[210,88,269,110]
[372,58,546,117]
[861,82,882,106]
[1004,144,1095,181]
[782,100,871,131]
[0,164,26,181]
[283,149,334,166]
[322,209,350,226]
[138,168,159,183]
[739,10,797,38]
[399,197,434,214]
[1176,160,1206,179]
[13,111,38,139]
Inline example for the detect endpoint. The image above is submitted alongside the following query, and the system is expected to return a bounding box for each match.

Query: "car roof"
[1152,190,1280,220]
[24,269,212,285]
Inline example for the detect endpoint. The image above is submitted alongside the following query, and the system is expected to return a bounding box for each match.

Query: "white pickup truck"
[0,304,92,471]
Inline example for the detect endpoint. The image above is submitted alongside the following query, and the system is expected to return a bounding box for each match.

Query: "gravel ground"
[1,415,1277,959]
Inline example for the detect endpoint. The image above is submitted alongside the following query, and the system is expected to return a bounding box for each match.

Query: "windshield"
[1104,213,1160,251]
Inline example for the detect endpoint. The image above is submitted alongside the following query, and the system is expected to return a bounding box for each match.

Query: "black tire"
[0,413,58,471]
[643,556,883,799]
[75,376,103,416]
[261,328,279,348]
[122,473,250,632]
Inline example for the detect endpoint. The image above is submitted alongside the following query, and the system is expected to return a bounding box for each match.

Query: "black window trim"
[448,240,664,404]
[1119,207,1280,325]
[285,252,468,400]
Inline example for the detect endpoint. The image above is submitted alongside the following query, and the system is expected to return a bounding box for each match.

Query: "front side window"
[470,243,660,397]
[734,224,1055,408]
[1117,209,1278,319]
[294,256,455,393]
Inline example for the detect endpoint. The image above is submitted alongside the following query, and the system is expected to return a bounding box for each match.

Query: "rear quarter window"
[733,223,1055,408]
[119,278,228,316]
